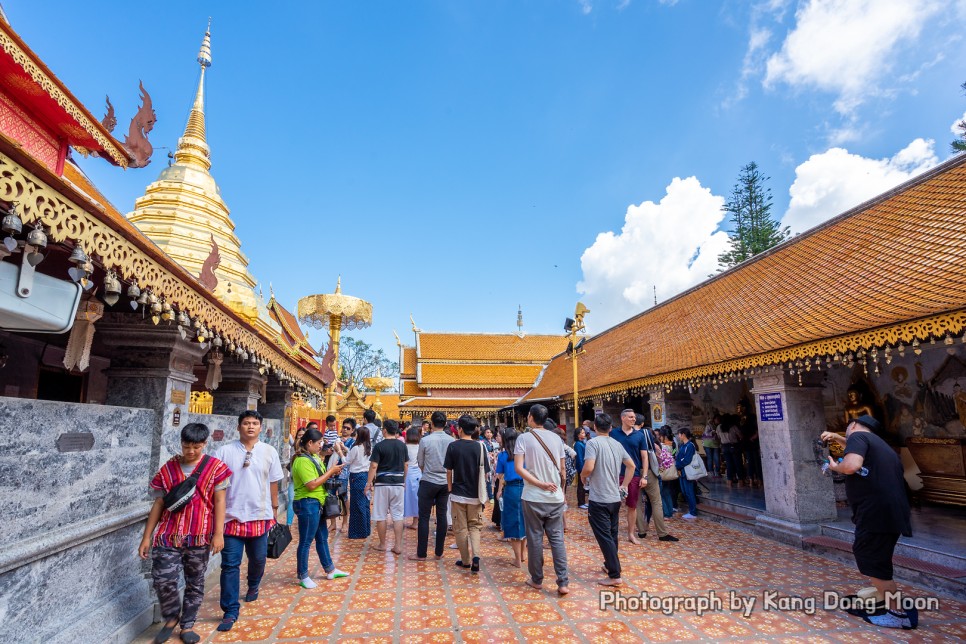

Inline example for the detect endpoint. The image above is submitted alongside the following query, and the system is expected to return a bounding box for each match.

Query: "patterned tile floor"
[137,501,966,643]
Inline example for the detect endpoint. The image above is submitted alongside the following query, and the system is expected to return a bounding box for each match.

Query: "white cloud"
[578,0,593,15]
[577,177,730,331]
[764,0,943,115]
[951,111,966,136]
[781,138,939,233]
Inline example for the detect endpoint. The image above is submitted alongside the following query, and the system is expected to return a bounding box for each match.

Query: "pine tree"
[717,162,790,271]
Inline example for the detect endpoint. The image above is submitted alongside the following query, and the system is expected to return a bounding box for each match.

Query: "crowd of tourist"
[141,400,920,642]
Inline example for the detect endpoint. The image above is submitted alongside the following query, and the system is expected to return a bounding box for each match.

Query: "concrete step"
[802,535,965,601]
[820,523,966,574]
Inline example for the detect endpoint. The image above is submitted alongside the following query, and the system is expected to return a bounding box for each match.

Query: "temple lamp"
[297,277,373,415]
[564,302,589,428]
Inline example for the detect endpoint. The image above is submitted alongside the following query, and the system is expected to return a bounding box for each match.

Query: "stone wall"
[0,396,157,644]
[0,400,290,644]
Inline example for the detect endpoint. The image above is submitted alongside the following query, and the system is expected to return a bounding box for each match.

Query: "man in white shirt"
[212,410,283,633]
[514,404,569,595]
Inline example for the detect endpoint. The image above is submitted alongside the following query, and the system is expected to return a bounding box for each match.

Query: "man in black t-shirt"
[444,415,490,573]
[365,419,408,554]
[822,415,917,630]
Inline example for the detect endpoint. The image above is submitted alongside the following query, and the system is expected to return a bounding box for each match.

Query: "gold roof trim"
[529,309,966,403]
[0,148,325,391]
[0,28,129,167]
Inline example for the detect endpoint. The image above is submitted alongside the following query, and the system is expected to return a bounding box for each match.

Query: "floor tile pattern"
[136,500,966,643]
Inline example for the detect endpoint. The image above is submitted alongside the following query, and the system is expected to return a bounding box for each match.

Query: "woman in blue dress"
[403,427,422,529]
[345,426,372,538]
[494,428,526,568]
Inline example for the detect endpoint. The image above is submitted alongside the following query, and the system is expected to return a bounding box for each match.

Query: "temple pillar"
[261,375,294,425]
[211,361,265,417]
[751,371,837,545]
[97,314,207,471]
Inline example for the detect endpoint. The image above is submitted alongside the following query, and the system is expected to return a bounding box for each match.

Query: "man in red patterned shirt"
[213,410,284,632]
[139,423,232,644]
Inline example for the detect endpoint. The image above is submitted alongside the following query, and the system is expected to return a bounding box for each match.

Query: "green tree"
[952,82,966,154]
[337,336,399,391]
[717,162,790,271]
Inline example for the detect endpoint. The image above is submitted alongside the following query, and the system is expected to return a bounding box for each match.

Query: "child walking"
[139,423,232,644]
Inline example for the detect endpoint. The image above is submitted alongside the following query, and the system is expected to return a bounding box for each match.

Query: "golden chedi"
[127,25,259,320]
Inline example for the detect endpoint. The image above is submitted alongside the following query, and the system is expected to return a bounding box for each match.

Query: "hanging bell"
[150,300,162,315]
[2,207,22,236]
[162,304,175,322]
[147,291,158,305]
[177,311,190,327]
[228,341,236,353]
[26,224,47,249]
[136,290,149,306]
[102,271,122,307]
[240,350,249,361]
[126,281,141,299]
[68,244,88,265]
[212,335,223,348]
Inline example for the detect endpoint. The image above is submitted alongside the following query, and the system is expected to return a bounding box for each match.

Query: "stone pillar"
[211,361,265,417]
[751,371,837,545]
[97,314,207,471]
[261,375,293,425]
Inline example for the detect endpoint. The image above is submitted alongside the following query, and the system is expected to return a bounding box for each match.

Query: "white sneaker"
[682,513,697,520]
[299,577,317,589]
[326,569,349,580]
[449,543,459,549]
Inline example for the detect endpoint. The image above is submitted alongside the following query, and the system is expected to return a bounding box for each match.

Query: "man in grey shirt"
[410,411,455,560]
[363,409,383,445]
[581,413,635,586]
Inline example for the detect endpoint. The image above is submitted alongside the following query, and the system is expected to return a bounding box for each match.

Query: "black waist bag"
[162,456,210,513]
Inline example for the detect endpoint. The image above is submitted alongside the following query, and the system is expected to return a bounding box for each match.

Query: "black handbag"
[266,522,292,559]
[162,456,210,513]
[323,480,343,519]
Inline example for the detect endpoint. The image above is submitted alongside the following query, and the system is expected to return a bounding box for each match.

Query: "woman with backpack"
[292,428,349,588]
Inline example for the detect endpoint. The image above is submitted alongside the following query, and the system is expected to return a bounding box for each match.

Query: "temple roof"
[417,332,568,363]
[400,346,417,378]
[267,295,320,364]
[419,363,545,388]
[0,20,131,167]
[398,397,519,410]
[523,154,966,402]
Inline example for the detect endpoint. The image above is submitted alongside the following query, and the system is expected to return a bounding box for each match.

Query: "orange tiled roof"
[419,363,545,388]
[418,333,568,362]
[398,397,519,410]
[401,346,417,377]
[268,297,319,357]
[524,154,966,401]
[401,379,425,397]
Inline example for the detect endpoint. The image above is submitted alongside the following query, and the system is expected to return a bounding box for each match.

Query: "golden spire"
[174,23,213,171]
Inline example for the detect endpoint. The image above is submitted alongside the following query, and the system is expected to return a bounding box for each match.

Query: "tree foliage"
[337,336,399,391]
[716,162,790,271]
[952,82,966,154]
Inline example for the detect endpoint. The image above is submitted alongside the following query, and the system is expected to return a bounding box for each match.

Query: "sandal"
[153,619,178,643]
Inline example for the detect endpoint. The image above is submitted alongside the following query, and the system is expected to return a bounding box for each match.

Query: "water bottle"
[822,458,868,476]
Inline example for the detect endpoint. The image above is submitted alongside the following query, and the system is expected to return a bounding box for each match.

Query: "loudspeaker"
[0,260,82,333]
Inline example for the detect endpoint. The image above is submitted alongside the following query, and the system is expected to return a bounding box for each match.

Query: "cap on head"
[852,415,881,433]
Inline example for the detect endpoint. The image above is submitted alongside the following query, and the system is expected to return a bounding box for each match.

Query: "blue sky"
[9,0,965,359]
